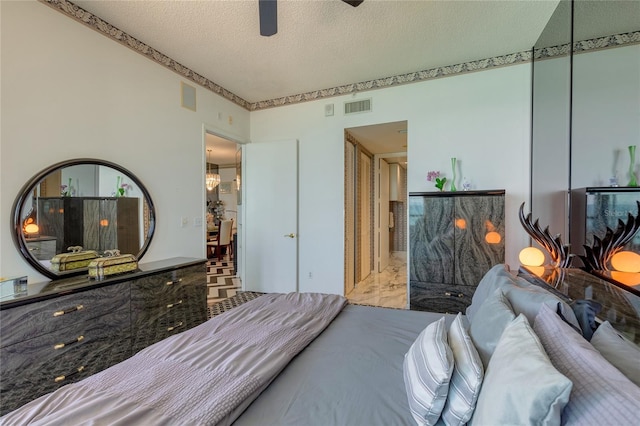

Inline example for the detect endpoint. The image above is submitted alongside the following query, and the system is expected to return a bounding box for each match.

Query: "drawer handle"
[166,300,183,309]
[54,335,84,350]
[444,292,465,298]
[54,365,85,383]
[167,322,184,332]
[53,305,84,317]
[166,278,183,286]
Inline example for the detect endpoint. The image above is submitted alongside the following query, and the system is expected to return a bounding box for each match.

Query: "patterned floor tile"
[206,258,242,309]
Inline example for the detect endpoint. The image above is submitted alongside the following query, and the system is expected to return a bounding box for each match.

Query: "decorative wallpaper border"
[534,31,640,59]
[41,0,639,112]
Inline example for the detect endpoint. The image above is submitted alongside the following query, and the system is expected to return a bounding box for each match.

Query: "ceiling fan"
[259,0,364,37]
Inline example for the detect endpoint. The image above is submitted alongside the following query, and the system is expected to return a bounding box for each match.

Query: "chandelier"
[206,149,221,191]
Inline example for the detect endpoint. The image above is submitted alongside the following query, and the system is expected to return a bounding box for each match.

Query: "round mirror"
[11,159,156,279]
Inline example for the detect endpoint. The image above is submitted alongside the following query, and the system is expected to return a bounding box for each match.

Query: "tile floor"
[206,251,407,310]
[206,257,241,306]
[346,252,408,309]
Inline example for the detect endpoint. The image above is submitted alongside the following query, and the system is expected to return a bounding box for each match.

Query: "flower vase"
[450,157,457,191]
[628,145,638,187]
[116,176,121,197]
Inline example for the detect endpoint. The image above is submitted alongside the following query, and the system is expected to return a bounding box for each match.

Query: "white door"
[379,159,390,272]
[244,140,298,293]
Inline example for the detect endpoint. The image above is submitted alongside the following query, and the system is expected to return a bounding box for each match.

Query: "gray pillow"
[502,278,580,331]
[591,321,640,387]
[468,288,515,368]
[466,264,516,321]
[533,304,640,425]
[471,314,572,426]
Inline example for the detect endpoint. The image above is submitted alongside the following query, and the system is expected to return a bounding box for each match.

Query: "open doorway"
[344,121,408,309]
[205,132,242,306]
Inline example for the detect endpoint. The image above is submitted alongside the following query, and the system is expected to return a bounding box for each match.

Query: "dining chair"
[207,219,233,261]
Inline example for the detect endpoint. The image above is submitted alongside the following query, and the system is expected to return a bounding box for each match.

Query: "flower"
[426,171,440,182]
[427,171,447,191]
[118,183,132,197]
[60,184,68,196]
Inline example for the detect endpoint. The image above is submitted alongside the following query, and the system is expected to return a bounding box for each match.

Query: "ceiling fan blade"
[342,0,364,6]
[259,0,277,37]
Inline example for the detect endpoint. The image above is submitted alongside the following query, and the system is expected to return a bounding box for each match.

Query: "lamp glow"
[485,231,501,244]
[519,247,545,267]
[611,251,640,273]
[24,223,39,234]
[455,218,466,229]
[610,271,640,286]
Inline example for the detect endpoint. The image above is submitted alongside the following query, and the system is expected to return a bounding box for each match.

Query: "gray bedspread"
[0,292,347,426]
[233,304,456,426]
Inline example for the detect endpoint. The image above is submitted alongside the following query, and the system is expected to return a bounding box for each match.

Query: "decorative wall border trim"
[534,31,640,59]
[41,1,639,112]
[249,50,534,111]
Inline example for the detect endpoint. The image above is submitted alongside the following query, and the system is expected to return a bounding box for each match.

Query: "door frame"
[202,123,247,284]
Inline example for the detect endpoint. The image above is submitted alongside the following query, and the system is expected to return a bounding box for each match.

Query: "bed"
[2,264,640,425]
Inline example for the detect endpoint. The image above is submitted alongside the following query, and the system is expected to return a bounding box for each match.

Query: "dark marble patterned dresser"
[0,257,206,416]
[409,190,505,313]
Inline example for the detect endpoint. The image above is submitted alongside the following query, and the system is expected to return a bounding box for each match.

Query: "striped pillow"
[441,313,484,426]
[403,316,454,426]
[533,303,640,425]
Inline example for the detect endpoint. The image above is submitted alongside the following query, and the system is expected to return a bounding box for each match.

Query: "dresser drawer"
[0,282,129,348]
[0,306,130,415]
[409,281,475,314]
[130,264,206,353]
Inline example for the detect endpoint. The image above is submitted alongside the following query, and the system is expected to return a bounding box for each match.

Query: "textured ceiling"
[72,0,561,104]
[64,0,637,163]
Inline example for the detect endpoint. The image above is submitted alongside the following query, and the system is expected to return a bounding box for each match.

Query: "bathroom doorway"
[344,121,408,309]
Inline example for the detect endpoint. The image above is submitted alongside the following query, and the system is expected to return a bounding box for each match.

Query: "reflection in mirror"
[12,159,155,279]
[531,0,572,240]
[531,0,639,260]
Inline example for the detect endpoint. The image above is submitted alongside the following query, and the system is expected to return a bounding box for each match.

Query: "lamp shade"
[611,251,640,273]
[519,247,545,267]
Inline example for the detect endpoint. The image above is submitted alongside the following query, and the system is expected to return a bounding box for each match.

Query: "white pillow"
[468,288,515,368]
[591,321,640,387]
[403,316,454,426]
[472,314,573,425]
[441,313,484,426]
[533,304,640,425]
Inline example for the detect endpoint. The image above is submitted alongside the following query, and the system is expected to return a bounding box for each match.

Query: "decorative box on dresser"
[0,257,206,416]
[409,190,505,313]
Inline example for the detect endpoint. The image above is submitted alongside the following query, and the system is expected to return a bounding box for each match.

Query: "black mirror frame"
[11,158,156,280]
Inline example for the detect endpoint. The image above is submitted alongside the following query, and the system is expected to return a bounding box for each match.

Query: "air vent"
[344,98,372,115]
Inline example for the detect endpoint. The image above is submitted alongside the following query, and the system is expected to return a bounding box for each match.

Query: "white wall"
[251,64,533,295]
[0,1,250,282]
